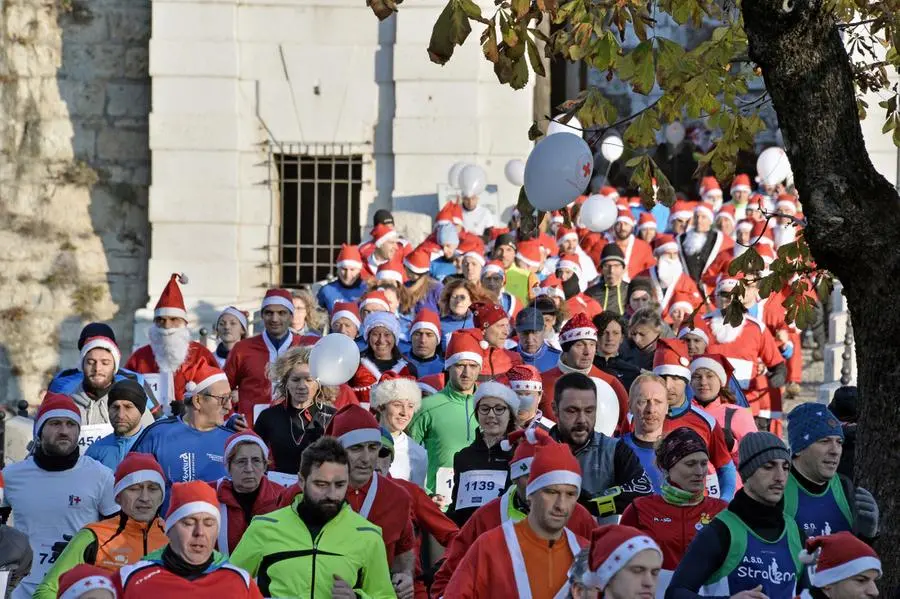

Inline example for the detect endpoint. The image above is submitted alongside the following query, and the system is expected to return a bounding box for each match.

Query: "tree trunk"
[743,0,900,592]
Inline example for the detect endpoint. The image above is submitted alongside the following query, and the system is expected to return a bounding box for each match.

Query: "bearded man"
[677,203,730,287]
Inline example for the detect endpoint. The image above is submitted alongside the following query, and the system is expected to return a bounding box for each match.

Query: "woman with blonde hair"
[370,374,427,487]
[255,346,336,474]
[290,289,326,336]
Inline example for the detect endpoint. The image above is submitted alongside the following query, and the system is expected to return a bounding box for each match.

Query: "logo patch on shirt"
[68,495,82,506]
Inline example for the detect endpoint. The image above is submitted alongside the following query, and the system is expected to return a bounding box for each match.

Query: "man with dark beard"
[125,273,218,415]
[229,437,395,599]
[677,203,728,287]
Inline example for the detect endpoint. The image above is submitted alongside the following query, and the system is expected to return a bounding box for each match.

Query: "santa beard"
[682,230,709,257]
[773,224,795,248]
[657,256,682,289]
[148,324,192,372]
[733,244,749,258]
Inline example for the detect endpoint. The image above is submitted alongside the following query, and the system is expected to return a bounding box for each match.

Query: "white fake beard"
[709,315,745,344]
[733,244,749,258]
[148,324,192,372]
[773,224,796,248]
[682,230,709,256]
[656,256,682,289]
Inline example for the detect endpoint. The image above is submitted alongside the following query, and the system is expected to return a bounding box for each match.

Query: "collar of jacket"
[440,382,475,403]
[557,357,591,376]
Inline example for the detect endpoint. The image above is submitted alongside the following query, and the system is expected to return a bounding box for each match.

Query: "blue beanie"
[787,403,844,455]
[436,223,459,247]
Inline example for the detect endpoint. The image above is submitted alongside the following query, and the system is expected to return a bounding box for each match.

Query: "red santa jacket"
[345,472,416,566]
[614,236,656,281]
[124,342,219,410]
[349,355,414,408]
[443,519,586,599]
[696,311,784,409]
[211,476,294,555]
[431,490,597,599]
[480,346,523,380]
[224,333,317,424]
[639,266,703,315]
[540,363,629,434]
[565,293,603,320]
[619,494,728,570]
[393,477,458,599]
[662,404,733,471]
[117,559,263,598]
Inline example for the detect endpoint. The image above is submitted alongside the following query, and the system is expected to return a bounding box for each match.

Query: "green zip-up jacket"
[229,495,394,599]
[407,383,478,494]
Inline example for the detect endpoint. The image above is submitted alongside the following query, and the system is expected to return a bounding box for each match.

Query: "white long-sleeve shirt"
[461,204,495,236]
[389,431,428,489]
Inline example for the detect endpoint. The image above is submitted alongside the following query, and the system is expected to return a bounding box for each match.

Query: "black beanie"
[107,379,148,414]
[78,323,116,351]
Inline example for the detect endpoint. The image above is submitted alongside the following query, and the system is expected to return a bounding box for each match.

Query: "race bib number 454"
[78,424,113,449]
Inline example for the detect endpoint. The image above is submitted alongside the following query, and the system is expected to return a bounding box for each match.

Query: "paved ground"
[784,347,825,414]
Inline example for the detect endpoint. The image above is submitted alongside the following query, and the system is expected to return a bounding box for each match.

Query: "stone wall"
[0,0,151,405]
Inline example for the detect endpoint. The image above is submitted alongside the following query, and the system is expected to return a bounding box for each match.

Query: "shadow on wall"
[56,0,152,358]
[0,346,24,407]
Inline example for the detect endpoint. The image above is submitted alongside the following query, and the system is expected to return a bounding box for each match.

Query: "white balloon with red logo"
[524,133,594,211]
[310,334,360,386]
[580,193,619,232]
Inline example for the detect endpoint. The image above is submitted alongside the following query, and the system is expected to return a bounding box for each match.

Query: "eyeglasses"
[477,405,509,416]
[450,294,470,301]
[231,457,265,469]
[202,393,231,406]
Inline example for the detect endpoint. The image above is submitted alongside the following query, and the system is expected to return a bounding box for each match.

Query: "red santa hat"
[370,223,399,247]
[716,204,736,224]
[462,249,486,267]
[799,531,881,588]
[689,353,734,387]
[155,273,188,320]
[776,193,798,214]
[628,196,641,208]
[749,220,774,245]
[559,313,597,345]
[114,452,166,499]
[506,364,542,393]
[550,211,565,226]
[615,208,635,227]
[735,219,754,233]
[695,201,715,221]
[670,200,694,222]
[652,338,691,381]
[359,290,391,313]
[482,260,506,279]
[599,186,619,200]
[410,308,441,337]
[324,404,382,448]
[535,274,565,301]
[700,176,722,200]
[261,288,294,314]
[336,244,363,269]
[58,564,116,599]
[459,236,486,264]
[526,441,582,496]
[183,364,229,400]
[716,273,743,295]
[444,328,485,368]
[35,393,81,436]
[376,259,405,284]
[224,430,270,462]
[555,253,582,279]
[730,173,752,194]
[677,327,709,345]
[217,306,249,333]
[583,525,662,590]
[80,335,121,374]
[668,292,696,315]
[470,302,508,330]
[652,234,679,256]
[165,481,220,533]
[556,226,579,246]
[637,212,657,232]
[435,202,463,226]
[503,426,553,478]
[331,301,361,329]
[403,246,431,274]
[516,239,543,269]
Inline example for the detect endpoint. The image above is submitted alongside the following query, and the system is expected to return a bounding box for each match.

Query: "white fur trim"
[653,241,679,256]
[616,214,635,226]
[716,278,739,293]
[516,252,541,269]
[678,327,709,345]
[670,301,694,314]
[557,232,579,245]
[716,212,736,224]
[510,457,534,478]
[261,295,295,313]
[695,205,715,220]
[690,357,727,386]
[410,321,440,337]
[336,259,363,269]
[584,535,662,590]
[36,408,81,434]
[637,221,657,231]
[376,269,404,283]
[556,259,582,275]
[560,327,597,344]
[165,500,220,533]
[331,310,361,328]
[445,351,483,368]
[60,575,115,599]
[218,307,248,332]
[731,184,752,193]
[483,263,505,277]
[462,251,486,266]
[114,470,166,499]
[403,258,430,274]
[473,381,520,412]
[371,378,422,412]
[510,380,542,392]
[155,306,188,320]
[338,427,383,449]
[527,470,582,496]
[224,434,270,461]
[374,229,399,247]
[80,337,121,372]
[184,372,228,399]
[653,364,691,380]
[812,556,882,588]
[360,298,390,312]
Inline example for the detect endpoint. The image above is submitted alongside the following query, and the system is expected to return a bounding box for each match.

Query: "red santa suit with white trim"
[639,234,703,318]
[124,273,218,414]
[348,311,415,409]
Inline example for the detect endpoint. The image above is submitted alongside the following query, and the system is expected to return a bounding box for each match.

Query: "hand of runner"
[332,575,356,599]
[392,572,414,599]
[730,584,767,599]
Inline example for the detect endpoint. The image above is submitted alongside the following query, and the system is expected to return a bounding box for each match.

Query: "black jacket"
[594,354,644,391]
[254,402,335,474]
[447,429,512,527]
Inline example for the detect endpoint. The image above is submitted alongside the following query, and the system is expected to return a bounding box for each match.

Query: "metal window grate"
[275,144,364,286]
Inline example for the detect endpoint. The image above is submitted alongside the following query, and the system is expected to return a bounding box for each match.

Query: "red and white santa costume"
[125,273,219,412]
[361,224,401,277]
[469,301,523,379]
[348,312,414,409]
[608,209,656,282]
[638,234,702,317]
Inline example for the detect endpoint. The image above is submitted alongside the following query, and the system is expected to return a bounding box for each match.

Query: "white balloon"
[504,159,526,186]
[447,161,469,188]
[309,334,360,386]
[524,133,594,211]
[547,114,583,136]
[757,147,792,186]
[600,135,624,162]
[593,378,621,436]
[458,164,487,197]
[580,193,619,232]
[665,121,686,146]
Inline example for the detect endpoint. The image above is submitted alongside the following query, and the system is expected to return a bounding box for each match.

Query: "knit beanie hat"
[107,379,148,414]
[828,386,858,423]
[738,431,790,482]
[77,323,116,351]
[799,531,881,588]
[787,403,844,456]
[58,564,116,599]
[473,380,520,413]
[657,427,708,472]
[362,311,401,342]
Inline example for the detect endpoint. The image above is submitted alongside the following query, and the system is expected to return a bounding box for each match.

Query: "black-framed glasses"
[202,393,231,406]
[477,405,509,416]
